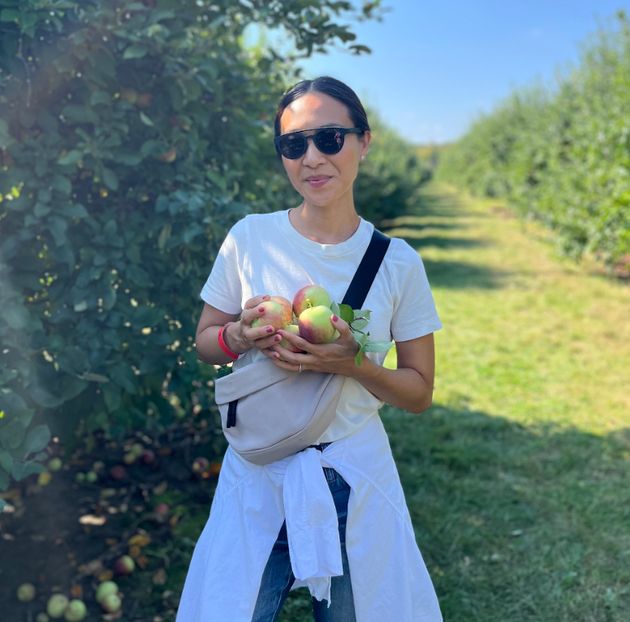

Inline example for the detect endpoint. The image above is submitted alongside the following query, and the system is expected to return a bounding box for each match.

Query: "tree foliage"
[437,11,630,268]
[0,0,382,491]
[355,107,432,225]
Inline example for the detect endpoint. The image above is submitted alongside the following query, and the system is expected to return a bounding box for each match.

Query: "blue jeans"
[251,467,356,622]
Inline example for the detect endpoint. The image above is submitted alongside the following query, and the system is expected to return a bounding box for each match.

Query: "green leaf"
[363,340,393,352]
[11,459,45,481]
[0,9,19,23]
[124,44,148,59]
[0,118,13,149]
[57,150,82,166]
[102,167,119,190]
[52,175,72,195]
[338,303,354,324]
[0,449,13,473]
[0,418,26,450]
[139,111,154,127]
[350,318,369,331]
[23,424,51,456]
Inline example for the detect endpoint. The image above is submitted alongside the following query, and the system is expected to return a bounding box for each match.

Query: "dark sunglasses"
[274,127,363,159]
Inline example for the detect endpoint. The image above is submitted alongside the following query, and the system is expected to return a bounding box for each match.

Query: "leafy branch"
[330,303,392,366]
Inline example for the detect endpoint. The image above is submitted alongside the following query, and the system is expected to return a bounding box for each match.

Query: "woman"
[176,76,443,622]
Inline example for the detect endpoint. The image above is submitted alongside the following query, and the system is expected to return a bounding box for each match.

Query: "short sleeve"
[199,225,243,315]
[389,243,442,342]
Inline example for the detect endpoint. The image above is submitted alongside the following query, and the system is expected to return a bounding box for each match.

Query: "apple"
[16,582,36,602]
[36,613,50,622]
[251,297,292,330]
[48,457,62,472]
[114,555,135,575]
[292,285,332,316]
[298,305,338,344]
[141,449,156,465]
[277,324,302,352]
[47,594,69,619]
[95,581,119,604]
[64,599,87,622]
[109,465,127,481]
[154,502,170,522]
[192,456,210,476]
[100,593,122,613]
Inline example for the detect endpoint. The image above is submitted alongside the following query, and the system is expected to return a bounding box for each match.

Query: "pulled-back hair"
[274,76,371,139]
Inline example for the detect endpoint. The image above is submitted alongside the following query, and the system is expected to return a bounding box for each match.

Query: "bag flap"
[214,358,292,405]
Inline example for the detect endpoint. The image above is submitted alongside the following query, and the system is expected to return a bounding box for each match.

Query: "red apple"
[114,555,135,575]
[298,306,338,344]
[251,298,292,330]
[292,285,332,316]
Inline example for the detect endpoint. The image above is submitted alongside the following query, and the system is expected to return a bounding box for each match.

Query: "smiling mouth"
[305,176,331,186]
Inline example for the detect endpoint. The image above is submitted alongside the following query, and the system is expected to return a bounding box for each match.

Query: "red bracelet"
[218,323,239,360]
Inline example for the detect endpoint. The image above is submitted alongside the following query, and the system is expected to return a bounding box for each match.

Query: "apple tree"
[0,0,381,494]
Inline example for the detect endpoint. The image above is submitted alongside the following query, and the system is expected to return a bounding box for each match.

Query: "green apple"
[292,285,332,316]
[277,324,303,352]
[95,581,119,604]
[64,600,87,622]
[298,305,338,344]
[100,593,122,613]
[47,594,69,619]
[16,582,36,602]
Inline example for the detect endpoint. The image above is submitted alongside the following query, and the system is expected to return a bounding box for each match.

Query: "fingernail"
[258,306,265,313]
[274,334,281,342]
[262,295,270,300]
[332,315,338,322]
[266,326,274,333]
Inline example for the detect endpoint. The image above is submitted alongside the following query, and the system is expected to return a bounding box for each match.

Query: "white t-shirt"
[200,209,442,442]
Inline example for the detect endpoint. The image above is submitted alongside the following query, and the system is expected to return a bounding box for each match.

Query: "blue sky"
[296,0,628,144]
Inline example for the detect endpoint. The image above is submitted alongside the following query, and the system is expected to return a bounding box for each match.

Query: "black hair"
[274,76,371,140]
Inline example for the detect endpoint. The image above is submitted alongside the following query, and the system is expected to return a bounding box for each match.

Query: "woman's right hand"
[223,295,281,355]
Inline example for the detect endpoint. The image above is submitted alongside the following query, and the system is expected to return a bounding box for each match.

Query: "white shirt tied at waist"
[282,446,344,603]
[176,414,443,622]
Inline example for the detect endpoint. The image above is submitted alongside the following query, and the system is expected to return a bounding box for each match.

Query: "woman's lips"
[305,176,331,188]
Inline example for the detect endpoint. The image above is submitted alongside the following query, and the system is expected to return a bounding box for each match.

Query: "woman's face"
[278,91,370,210]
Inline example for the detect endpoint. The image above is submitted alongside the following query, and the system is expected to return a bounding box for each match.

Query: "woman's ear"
[360,130,371,160]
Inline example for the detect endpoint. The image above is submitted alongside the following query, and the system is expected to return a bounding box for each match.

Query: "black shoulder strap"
[341,229,390,309]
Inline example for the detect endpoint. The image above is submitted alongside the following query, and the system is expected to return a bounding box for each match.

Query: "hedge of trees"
[437,12,630,269]
[0,0,431,494]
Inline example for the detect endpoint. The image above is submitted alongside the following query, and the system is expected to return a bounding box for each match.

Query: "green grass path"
[280,183,629,621]
[384,183,629,622]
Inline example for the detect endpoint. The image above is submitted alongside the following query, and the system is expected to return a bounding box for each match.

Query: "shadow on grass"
[381,403,630,622]
[379,188,512,290]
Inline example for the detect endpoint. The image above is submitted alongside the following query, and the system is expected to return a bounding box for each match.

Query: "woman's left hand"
[266,314,360,376]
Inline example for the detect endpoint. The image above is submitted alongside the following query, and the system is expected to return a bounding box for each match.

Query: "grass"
[278,183,630,621]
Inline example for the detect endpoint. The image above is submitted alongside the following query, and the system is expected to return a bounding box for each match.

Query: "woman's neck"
[289,202,361,244]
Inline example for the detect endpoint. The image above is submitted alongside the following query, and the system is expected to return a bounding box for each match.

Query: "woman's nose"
[302,137,326,165]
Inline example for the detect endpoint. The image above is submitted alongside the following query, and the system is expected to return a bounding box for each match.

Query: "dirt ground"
[0,417,225,621]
